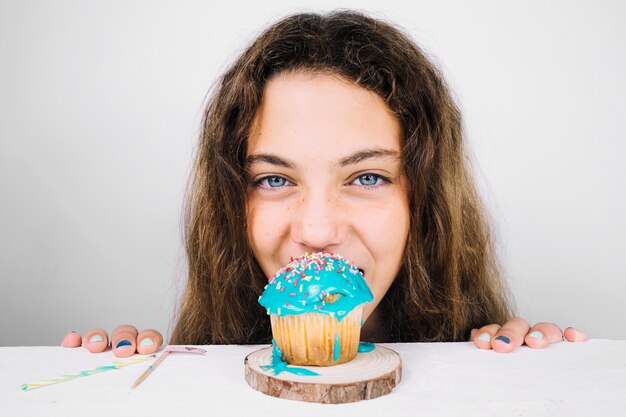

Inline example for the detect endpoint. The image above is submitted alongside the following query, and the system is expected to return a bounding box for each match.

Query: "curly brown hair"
[170,9,514,345]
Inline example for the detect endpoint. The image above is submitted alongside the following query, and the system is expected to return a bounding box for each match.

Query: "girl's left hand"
[469,317,590,353]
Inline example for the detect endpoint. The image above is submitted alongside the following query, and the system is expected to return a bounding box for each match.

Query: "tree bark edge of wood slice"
[244,345,402,404]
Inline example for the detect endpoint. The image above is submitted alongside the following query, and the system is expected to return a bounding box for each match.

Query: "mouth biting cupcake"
[258,251,373,366]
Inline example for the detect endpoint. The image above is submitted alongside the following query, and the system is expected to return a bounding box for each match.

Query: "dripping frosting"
[262,340,377,375]
[262,339,320,376]
[258,251,373,322]
[358,341,375,353]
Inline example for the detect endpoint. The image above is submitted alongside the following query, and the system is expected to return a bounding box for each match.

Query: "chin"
[362,299,381,322]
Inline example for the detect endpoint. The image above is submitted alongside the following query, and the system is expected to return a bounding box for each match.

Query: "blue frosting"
[258,251,373,322]
[261,339,320,376]
[261,340,376,376]
[358,342,375,353]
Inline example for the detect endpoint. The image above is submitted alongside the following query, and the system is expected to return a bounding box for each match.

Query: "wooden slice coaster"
[244,344,402,403]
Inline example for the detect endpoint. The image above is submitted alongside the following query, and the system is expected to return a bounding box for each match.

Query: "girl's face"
[246,71,410,321]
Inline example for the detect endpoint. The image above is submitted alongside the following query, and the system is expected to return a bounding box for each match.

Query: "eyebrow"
[246,153,295,169]
[246,148,400,170]
[338,149,400,167]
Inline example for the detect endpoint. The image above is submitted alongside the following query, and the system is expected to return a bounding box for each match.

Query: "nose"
[290,192,348,252]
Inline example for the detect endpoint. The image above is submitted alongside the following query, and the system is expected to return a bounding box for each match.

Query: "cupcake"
[258,251,373,366]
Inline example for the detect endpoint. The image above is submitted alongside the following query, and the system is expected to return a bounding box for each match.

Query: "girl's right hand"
[60,324,163,357]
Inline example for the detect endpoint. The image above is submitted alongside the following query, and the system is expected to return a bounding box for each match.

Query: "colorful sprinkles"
[258,251,373,322]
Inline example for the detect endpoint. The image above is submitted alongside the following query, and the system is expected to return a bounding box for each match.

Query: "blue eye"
[354,173,386,187]
[257,176,290,188]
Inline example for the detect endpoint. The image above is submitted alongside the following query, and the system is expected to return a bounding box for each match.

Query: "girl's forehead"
[247,72,403,158]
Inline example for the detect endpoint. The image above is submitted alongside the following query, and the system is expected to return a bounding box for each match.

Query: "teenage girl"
[61,10,589,357]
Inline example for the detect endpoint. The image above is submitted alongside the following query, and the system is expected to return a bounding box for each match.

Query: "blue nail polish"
[115,339,132,348]
[477,333,491,342]
[495,335,510,344]
[139,338,154,347]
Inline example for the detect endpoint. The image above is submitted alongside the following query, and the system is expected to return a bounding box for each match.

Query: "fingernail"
[527,331,544,340]
[477,333,491,342]
[495,335,511,344]
[566,328,590,342]
[139,338,154,347]
[89,335,104,343]
[115,339,132,348]
[71,331,78,334]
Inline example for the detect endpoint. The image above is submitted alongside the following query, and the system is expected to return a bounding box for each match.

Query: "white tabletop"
[2,340,625,417]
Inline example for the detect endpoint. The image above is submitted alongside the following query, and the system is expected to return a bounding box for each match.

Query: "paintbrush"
[130,346,206,389]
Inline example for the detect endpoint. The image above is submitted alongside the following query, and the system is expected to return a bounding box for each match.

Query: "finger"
[472,324,501,350]
[111,324,138,357]
[60,331,82,348]
[564,327,590,342]
[491,317,530,353]
[81,328,109,353]
[136,329,163,355]
[524,322,564,349]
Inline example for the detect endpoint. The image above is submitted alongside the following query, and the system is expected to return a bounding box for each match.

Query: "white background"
[1,0,624,346]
